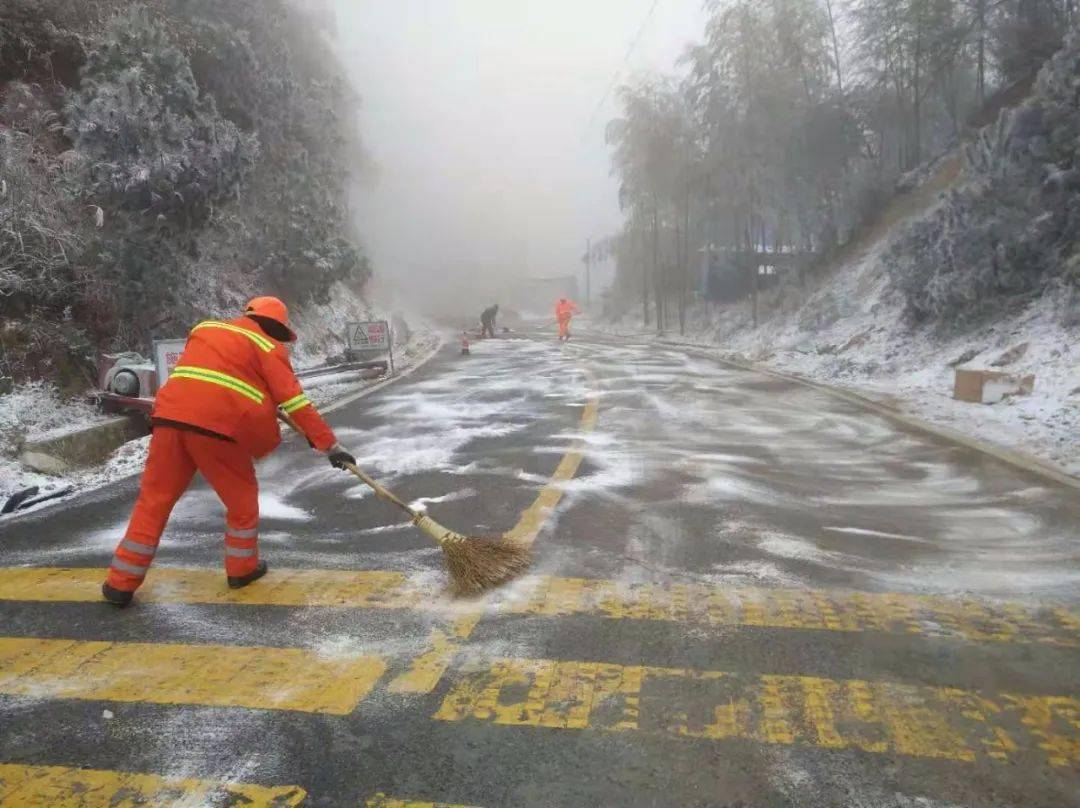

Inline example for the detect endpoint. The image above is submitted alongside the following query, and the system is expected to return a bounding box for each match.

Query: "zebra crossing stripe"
[0,763,306,806]
[0,567,1075,648]
[0,637,385,715]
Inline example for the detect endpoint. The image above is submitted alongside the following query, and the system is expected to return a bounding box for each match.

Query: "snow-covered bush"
[887,32,1080,327]
[66,7,258,225]
[0,0,372,381]
[0,86,89,313]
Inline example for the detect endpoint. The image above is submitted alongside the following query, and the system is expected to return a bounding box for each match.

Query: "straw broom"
[341,462,531,595]
[280,410,531,595]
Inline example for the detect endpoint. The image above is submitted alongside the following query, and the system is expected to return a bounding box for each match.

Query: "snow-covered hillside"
[672,237,1077,476]
[601,223,1079,477]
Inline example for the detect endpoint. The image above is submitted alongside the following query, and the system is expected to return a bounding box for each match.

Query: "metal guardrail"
[295,359,388,381]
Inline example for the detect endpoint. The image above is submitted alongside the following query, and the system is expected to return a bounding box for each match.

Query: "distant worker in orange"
[102,296,355,607]
[554,297,581,341]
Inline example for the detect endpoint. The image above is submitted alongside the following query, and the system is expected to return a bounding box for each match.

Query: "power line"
[585,0,662,132]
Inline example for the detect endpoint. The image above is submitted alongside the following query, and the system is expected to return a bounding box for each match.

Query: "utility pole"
[584,238,592,307]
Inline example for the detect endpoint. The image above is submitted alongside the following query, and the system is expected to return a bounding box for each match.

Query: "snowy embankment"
[598,222,1079,479]
[0,283,440,517]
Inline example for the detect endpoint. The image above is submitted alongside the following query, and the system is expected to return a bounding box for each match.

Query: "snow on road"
[597,229,1080,477]
[554,338,1080,602]
[5,328,1076,607]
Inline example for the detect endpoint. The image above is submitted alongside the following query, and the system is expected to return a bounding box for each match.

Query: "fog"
[330,1,707,316]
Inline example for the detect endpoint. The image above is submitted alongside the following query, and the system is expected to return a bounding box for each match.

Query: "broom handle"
[342,462,424,521]
[276,407,424,522]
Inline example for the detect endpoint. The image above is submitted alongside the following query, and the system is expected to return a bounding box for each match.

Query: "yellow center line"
[505,364,599,548]
[433,655,1080,769]
[315,360,599,696]
[0,636,385,715]
[0,763,306,807]
[388,611,483,694]
[1,567,1074,648]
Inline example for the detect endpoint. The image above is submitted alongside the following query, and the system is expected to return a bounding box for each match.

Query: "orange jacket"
[152,316,337,458]
[555,300,580,321]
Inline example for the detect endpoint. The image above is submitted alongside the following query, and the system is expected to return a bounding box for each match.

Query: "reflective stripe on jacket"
[152,316,337,458]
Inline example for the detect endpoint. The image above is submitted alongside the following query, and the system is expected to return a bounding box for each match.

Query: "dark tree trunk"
[640,221,650,327]
[977,0,987,103]
[651,201,663,332]
[744,222,758,328]
[913,0,924,168]
[825,0,844,93]
[679,182,690,336]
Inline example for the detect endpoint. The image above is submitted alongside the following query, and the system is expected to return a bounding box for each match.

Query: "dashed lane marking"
[384,362,599,693]
[388,612,483,694]
[504,366,599,548]
[0,763,306,806]
[434,657,1080,768]
[2,567,1076,648]
[0,637,385,715]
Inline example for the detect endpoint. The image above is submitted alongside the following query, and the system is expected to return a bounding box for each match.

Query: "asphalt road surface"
[0,331,1077,807]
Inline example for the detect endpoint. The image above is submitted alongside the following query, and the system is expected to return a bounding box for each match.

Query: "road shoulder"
[655,336,1080,491]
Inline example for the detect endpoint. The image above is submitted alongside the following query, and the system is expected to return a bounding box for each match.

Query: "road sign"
[348,321,391,351]
[152,338,188,392]
[346,320,394,375]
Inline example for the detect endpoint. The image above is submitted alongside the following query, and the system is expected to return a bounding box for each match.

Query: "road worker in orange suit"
[102,296,355,607]
[555,297,581,341]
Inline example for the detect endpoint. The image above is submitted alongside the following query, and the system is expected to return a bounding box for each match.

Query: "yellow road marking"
[434,656,1080,768]
[388,612,483,694]
[0,567,413,608]
[1,567,1076,648]
[366,794,481,808]
[0,637,384,715]
[504,576,1079,647]
[505,366,599,547]
[0,763,306,807]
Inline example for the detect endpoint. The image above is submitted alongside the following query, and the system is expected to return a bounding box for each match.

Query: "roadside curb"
[321,332,445,415]
[655,338,1080,492]
[1,333,446,522]
[20,415,149,475]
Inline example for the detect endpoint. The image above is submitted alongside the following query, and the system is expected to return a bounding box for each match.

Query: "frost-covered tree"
[0,0,373,379]
[0,83,87,310]
[605,0,1080,331]
[66,7,257,224]
[887,31,1080,326]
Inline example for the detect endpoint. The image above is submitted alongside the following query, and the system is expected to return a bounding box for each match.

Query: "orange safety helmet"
[244,296,297,342]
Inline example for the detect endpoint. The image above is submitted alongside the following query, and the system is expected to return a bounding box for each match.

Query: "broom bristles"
[413,514,531,594]
[441,535,532,596]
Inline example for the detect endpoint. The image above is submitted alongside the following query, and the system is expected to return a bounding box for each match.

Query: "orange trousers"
[557,316,572,339]
[106,427,260,592]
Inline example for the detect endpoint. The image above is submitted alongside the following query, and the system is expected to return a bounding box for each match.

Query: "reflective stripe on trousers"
[224,520,259,573]
[108,538,157,580]
[106,427,260,593]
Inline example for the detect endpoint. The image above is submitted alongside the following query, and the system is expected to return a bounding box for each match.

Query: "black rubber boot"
[228,560,268,589]
[101,582,134,608]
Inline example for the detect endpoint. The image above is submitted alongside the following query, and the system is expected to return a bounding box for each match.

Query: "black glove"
[328,449,356,470]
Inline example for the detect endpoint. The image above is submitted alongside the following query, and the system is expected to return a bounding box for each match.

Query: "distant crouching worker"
[102,296,356,607]
[480,304,499,338]
[554,298,581,341]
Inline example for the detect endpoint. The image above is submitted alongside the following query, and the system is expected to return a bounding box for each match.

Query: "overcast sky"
[330,0,708,309]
